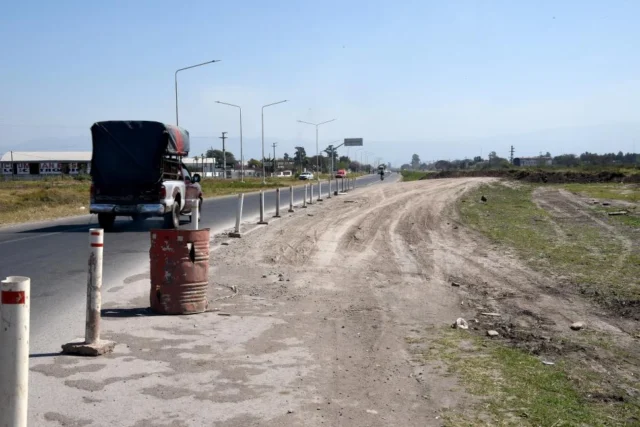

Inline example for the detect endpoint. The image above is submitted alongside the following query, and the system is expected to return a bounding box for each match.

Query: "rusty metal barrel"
[149,229,210,315]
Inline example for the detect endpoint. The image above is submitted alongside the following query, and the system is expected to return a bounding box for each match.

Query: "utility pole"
[10,150,14,180]
[510,145,515,164]
[272,142,278,175]
[209,146,214,176]
[219,132,228,179]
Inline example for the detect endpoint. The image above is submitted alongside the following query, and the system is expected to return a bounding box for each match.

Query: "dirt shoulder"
[28,177,639,426]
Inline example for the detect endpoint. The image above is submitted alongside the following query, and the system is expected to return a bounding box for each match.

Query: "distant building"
[1,151,92,177]
[513,156,553,167]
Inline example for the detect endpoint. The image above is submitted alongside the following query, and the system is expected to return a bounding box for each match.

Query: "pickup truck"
[89,121,203,231]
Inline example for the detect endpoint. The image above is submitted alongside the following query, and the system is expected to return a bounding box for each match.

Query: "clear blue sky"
[2,0,639,165]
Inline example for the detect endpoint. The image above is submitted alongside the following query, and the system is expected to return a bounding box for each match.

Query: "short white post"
[0,276,30,427]
[230,193,244,237]
[274,188,281,218]
[190,199,199,230]
[302,185,308,208]
[258,191,268,224]
[318,181,323,201]
[288,186,294,212]
[62,229,114,356]
[328,179,332,198]
[86,229,103,343]
[310,183,314,205]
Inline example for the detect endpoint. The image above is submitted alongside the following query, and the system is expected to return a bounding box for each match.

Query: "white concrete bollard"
[62,229,115,356]
[258,191,268,224]
[230,193,244,237]
[274,188,281,218]
[328,179,332,198]
[309,183,314,205]
[0,276,30,427]
[318,181,323,201]
[190,199,200,230]
[288,186,294,212]
[302,185,308,208]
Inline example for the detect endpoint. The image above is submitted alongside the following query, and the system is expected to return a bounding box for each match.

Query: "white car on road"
[298,172,314,180]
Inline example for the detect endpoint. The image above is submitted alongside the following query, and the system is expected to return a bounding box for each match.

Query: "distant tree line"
[189,144,374,175]
[402,151,639,171]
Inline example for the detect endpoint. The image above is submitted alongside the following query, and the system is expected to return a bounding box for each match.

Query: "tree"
[247,158,262,169]
[294,146,307,172]
[283,153,290,161]
[411,154,421,169]
[434,160,452,170]
[553,154,579,167]
[206,149,236,167]
[338,155,350,164]
[324,146,338,162]
[473,156,483,163]
[400,163,411,170]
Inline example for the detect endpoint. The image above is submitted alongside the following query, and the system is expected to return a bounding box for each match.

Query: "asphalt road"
[0,172,398,354]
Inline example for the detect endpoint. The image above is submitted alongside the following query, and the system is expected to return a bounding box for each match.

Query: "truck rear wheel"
[98,213,115,231]
[163,203,179,229]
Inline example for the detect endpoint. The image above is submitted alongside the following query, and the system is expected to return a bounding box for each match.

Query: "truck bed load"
[90,121,190,189]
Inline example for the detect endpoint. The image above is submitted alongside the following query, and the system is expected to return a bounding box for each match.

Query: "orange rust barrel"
[149,229,210,314]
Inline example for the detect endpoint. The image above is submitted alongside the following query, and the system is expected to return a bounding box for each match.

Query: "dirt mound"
[422,169,639,184]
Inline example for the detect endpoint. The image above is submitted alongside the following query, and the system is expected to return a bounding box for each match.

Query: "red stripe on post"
[1,290,26,305]
[90,231,101,236]
[91,243,104,247]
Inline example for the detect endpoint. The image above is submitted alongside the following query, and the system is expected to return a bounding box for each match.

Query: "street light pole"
[272,142,278,174]
[262,100,288,184]
[216,101,244,182]
[297,118,336,179]
[175,60,220,126]
[356,148,364,173]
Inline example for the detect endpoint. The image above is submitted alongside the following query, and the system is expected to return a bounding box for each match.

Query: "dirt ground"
[29,177,639,426]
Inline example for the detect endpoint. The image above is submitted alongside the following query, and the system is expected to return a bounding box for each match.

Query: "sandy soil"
[29,177,637,426]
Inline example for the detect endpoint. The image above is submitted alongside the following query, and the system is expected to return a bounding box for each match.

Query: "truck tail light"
[160,185,166,199]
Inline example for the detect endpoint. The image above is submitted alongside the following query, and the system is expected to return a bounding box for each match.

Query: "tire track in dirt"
[534,187,633,275]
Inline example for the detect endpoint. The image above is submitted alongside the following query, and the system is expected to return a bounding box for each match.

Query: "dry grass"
[0,178,91,225]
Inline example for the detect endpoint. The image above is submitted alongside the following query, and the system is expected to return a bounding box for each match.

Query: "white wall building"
[1,151,92,177]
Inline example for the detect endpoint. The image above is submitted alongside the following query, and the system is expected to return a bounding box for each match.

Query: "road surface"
[0,172,397,355]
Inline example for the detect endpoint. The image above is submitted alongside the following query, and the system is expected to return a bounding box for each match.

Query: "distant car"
[336,169,347,178]
[298,172,314,180]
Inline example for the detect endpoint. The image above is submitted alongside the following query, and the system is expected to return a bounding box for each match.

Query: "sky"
[1,0,640,166]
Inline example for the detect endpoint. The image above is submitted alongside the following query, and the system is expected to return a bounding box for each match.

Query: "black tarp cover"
[90,121,190,188]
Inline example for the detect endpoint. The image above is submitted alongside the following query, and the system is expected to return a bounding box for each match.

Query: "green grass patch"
[562,183,640,203]
[459,183,640,311]
[400,170,427,181]
[422,329,640,426]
